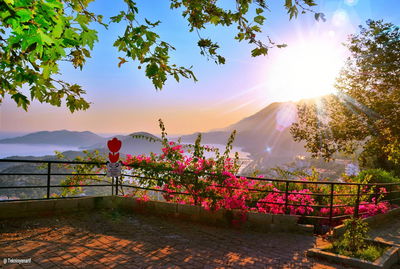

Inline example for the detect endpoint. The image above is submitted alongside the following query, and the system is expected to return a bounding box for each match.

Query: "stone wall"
[0,196,313,234]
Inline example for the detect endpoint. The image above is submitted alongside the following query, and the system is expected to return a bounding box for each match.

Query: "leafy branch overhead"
[0,0,322,112]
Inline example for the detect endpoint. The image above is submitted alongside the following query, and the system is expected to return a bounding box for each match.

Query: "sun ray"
[334,92,380,120]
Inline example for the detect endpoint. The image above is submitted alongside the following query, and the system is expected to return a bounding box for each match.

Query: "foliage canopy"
[0,0,322,112]
[291,20,400,173]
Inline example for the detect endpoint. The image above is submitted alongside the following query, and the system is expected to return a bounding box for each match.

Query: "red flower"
[107,137,122,153]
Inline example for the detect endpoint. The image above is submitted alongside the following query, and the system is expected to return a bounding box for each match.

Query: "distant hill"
[181,101,308,167]
[0,150,107,172]
[0,130,104,147]
[0,130,163,166]
[83,132,162,155]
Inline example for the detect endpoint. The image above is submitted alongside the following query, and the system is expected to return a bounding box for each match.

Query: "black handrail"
[2,158,398,186]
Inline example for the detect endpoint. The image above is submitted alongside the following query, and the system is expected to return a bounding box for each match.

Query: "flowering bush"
[319,199,390,226]
[255,188,316,215]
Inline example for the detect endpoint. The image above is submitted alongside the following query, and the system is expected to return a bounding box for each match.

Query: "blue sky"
[0,0,399,135]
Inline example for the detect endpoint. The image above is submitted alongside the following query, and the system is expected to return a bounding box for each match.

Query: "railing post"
[329,183,334,228]
[46,162,51,199]
[115,176,119,196]
[111,177,114,196]
[374,185,379,205]
[284,181,289,214]
[354,184,360,218]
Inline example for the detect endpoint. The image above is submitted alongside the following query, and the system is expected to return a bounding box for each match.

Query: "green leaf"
[235,32,245,41]
[285,0,293,9]
[173,73,179,82]
[81,29,98,49]
[11,93,29,111]
[217,55,225,64]
[76,14,90,29]
[44,0,63,9]
[146,63,159,77]
[34,44,44,57]
[145,31,158,42]
[110,12,125,23]
[126,12,135,21]
[38,30,54,45]
[144,18,160,27]
[64,28,79,40]
[251,25,261,32]
[21,34,41,51]
[82,48,91,57]
[304,0,317,6]
[251,47,268,57]
[42,64,54,79]
[288,6,298,20]
[1,10,11,20]
[52,19,64,38]
[16,9,33,22]
[210,16,221,25]
[254,15,265,25]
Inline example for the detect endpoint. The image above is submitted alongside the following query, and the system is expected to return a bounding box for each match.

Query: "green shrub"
[356,244,385,262]
[356,169,400,204]
[337,217,369,252]
[330,217,386,262]
[356,169,399,184]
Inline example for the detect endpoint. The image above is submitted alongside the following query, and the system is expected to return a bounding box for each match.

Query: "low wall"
[0,196,313,234]
[0,197,95,219]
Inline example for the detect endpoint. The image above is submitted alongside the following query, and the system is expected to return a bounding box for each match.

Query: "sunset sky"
[1,0,399,136]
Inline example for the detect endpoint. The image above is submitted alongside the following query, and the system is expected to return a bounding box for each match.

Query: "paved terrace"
[0,207,349,269]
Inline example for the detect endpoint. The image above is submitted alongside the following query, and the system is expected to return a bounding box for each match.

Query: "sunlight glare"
[264,39,346,102]
[332,9,349,27]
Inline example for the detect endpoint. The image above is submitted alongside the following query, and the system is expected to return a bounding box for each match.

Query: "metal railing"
[0,159,110,200]
[1,158,399,229]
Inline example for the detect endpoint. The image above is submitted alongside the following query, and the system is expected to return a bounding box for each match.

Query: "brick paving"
[0,210,351,268]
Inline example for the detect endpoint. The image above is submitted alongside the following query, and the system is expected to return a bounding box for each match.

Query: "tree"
[0,0,323,112]
[291,20,400,173]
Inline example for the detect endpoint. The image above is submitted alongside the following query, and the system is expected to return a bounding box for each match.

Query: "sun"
[263,39,347,102]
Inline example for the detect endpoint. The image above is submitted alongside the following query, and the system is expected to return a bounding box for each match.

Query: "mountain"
[181,101,308,167]
[0,130,163,163]
[0,130,104,147]
[0,150,104,172]
[83,132,162,155]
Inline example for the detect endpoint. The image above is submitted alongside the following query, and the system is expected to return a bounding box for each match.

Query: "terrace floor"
[0,209,354,269]
[370,218,400,248]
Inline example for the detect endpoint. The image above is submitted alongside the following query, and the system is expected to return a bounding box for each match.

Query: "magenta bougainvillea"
[122,138,390,226]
